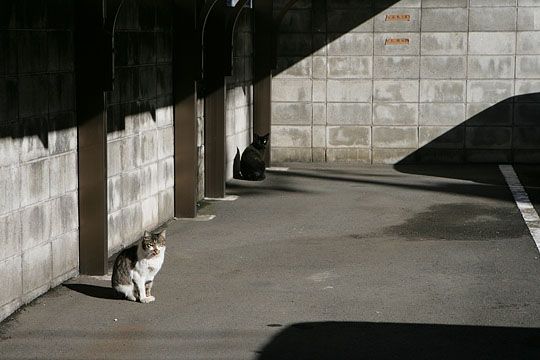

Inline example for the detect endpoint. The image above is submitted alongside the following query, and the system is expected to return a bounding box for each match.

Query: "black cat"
[233,133,269,181]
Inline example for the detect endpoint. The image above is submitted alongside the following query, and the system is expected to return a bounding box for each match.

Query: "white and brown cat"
[111,229,166,303]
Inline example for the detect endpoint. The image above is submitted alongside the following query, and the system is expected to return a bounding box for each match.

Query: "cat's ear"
[143,230,151,240]
[254,133,260,140]
[157,229,167,239]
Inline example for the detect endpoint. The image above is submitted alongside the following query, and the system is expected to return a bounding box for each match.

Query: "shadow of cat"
[64,284,123,300]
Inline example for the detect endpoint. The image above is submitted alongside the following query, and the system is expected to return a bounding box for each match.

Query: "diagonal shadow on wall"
[394,93,540,184]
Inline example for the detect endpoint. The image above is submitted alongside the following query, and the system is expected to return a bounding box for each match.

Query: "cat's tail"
[233,147,243,180]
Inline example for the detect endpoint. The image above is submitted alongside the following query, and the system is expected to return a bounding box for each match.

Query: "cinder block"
[52,230,78,279]
[327,103,372,125]
[374,80,419,102]
[518,32,540,54]
[107,139,122,177]
[420,80,465,103]
[275,57,312,78]
[48,113,77,156]
[0,256,22,309]
[471,0,516,6]
[18,75,48,118]
[468,32,516,55]
[271,148,312,162]
[158,188,174,224]
[414,149,465,163]
[327,33,373,55]
[158,126,174,159]
[421,8,468,32]
[18,31,47,73]
[514,127,540,149]
[312,148,326,162]
[313,126,326,147]
[136,102,158,133]
[108,211,123,254]
[327,126,370,147]
[120,171,142,207]
[420,56,466,79]
[313,80,326,102]
[515,103,540,125]
[0,212,21,261]
[47,31,73,72]
[140,163,159,200]
[140,130,158,165]
[422,0,468,7]
[419,103,466,125]
[421,33,467,56]
[22,242,51,294]
[49,152,77,197]
[467,80,514,103]
[156,103,173,128]
[372,148,416,164]
[276,33,312,56]
[108,175,122,213]
[279,9,312,33]
[466,150,512,163]
[0,166,20,215]
[467,56,515,79]
[326,148,371,163]
[374,56,419,79]
[141,195,159,230]
[374,33,420,56]
[272,102,312,125]
[327,9,374,33]
[313,103,327,124]
[469,7,516,31]
[517,56,540,78]
[272,79,312,102]
[374,0,421,8]
[20,159,49,207]
[0,137,19,168]
[419,126,465,148]
[373,103,418,125]
[518,7,540,30]
[467,102,514,126]
[20,118,49,163]
[121,203,143,247]
[327,80,372,102]
[514,149,540,163]
[313,56,327,78]
[327,56,372,78]
[50,192,78,239]
[374,9,420,32]
[271,126,311,147]
[48,73,75,113]
[373,126,418,148]
[465,127,512,149]
[515,80,540,102]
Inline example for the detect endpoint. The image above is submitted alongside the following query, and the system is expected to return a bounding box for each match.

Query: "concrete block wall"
[225,10,254,180]
[271,0,540,163]
[0,0,78,322]
[106,0,174,254]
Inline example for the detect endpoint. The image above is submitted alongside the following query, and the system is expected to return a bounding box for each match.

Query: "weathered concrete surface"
[1,165,539,359]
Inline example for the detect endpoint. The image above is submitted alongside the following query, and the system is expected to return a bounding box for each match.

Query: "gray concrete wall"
[226,10,254,180]
[271,0,540,163]
[0,0,78,322]
[106,0,175,254]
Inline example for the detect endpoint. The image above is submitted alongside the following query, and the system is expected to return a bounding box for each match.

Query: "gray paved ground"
[1,165,540,359]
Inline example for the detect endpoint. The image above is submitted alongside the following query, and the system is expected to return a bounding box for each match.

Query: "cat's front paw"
[140,296,155,303]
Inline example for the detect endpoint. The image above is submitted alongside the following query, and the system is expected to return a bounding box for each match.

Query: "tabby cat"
[111,229,166,303]
[233,133,269,181]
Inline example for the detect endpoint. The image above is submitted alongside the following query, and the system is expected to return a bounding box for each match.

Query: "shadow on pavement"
[255,321,540,360]
[63,284,122,300]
